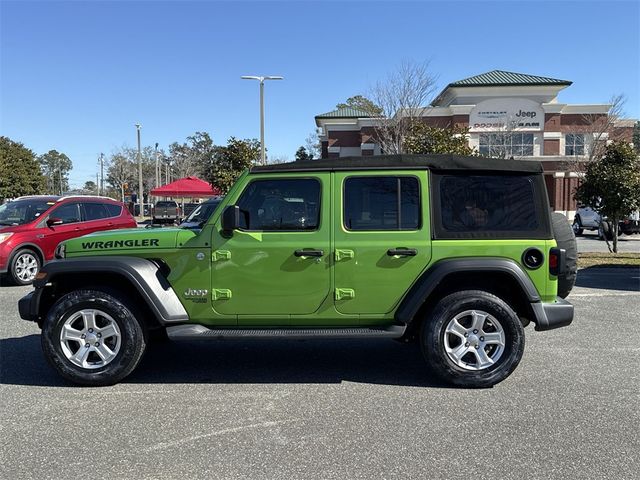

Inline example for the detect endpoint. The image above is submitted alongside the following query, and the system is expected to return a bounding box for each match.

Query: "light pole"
[241,75,283,165]
[135,124,143,217]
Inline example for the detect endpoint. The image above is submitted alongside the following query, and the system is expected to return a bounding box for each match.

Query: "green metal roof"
[315,107,372,119]
[449,70,572,87]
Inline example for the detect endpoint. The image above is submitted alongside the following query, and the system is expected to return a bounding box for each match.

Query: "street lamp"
[241,75,283,165]
[135,123,143,217]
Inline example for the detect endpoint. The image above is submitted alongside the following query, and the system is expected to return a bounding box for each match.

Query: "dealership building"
[315,70,635,215]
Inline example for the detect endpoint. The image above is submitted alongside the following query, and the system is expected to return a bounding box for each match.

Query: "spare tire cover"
[551,212,577,298]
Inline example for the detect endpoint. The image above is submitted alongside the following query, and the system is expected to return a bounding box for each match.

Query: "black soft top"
[251,154,543,174]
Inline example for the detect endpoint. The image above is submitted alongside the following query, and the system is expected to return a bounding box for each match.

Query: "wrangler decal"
[81,239,160,249]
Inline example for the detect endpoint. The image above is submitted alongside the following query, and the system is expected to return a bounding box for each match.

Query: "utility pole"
[241,75,283,165]
[99,153,104,196]
[155,143,159,188]
[135,124,143,217]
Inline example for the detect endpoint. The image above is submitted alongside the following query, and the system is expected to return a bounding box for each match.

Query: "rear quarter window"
[104,203,122,218]
[432,173,551,239]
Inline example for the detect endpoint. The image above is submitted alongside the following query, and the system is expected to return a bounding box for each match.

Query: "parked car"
[0,195,137,285]
[152,200,181,225]
[572,205,600,235]
[20,154,576,388]
[179,197,223,230]
[573,205,640,239]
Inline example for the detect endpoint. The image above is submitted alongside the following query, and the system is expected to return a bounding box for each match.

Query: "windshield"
[0,199,55,226]
[182,199,222,226]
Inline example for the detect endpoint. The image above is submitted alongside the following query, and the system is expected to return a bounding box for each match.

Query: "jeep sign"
[469,98,544,132]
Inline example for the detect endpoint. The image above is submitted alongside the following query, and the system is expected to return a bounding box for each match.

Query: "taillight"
[549,247,565,276]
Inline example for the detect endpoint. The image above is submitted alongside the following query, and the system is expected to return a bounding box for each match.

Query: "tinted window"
[104,204,122,217]
[0,200,54,225]
[236,179,320,231]
[439,175,538,232]
[83,203,107,221]
[183,200,221,224]
[51,203,81,224]
[344,177,420,231]
[155,201,177,208]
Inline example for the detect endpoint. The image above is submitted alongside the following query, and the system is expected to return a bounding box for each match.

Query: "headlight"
[0,232,13,243]
[54,243,66,259]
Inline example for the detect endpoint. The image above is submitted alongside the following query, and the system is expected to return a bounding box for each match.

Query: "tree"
[336,95,383,115]
[208,137,260,193]
[295,146,313,161]
[83,181,98,194]
[38,150,73,195]
[633,120,640,154]
[0,136,45,201]
[106,152,134,202]
[167,141,199,179]
[404,124,477,156]
[366,60,438,154]
[305,131,321,159]
[575,141,640,253]
[564,94,628,174]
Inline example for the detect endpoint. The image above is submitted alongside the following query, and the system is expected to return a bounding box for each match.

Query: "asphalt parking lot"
[1,268,639,480]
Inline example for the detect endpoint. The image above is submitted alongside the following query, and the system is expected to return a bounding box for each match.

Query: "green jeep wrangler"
[19,154,577,388]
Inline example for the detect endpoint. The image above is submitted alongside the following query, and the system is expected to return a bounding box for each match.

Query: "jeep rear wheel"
[421,290,525,388]
[41,290,147,386]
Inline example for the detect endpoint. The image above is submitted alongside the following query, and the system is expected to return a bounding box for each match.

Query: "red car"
[0,195,137,285]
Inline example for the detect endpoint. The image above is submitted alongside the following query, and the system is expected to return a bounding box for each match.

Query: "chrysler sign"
[469,98,543,132]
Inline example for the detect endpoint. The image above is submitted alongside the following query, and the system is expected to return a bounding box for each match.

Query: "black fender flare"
[394,258,541,324]
[31,256,188,324]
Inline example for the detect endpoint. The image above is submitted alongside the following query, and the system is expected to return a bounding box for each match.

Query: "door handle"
[387,248,417,257]
[294,249,324,258]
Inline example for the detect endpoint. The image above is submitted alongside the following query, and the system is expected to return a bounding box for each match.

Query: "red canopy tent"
[150,176,221,197]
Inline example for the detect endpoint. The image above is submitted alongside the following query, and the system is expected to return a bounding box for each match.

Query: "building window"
[479,133,534,157]
[343,176,420,231]
[565,134,585,156]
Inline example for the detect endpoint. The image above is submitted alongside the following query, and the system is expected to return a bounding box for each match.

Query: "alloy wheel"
[14,252,39,283]
[59,309,122,369]
[443,310,505,371]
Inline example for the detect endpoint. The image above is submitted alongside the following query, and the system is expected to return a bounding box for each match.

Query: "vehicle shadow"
[0,335,452,389]
[575,266,640,292]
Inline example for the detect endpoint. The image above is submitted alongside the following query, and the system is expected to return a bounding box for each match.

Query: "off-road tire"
[551,213,577,299]
[9,248,41,286]
[41,290,146,386]
[420,290,525,388]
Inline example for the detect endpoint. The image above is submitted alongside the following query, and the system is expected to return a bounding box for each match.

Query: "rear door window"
[83,203,108,221]
[343,176,420,231]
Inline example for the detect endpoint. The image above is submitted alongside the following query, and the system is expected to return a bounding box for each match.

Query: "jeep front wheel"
[421,290,524,388]
[41,290,147,386]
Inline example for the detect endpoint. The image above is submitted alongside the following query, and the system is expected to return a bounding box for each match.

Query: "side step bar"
[166,324,406,340]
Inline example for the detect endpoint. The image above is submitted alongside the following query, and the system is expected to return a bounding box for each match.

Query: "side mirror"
[46,217,63,227]
[221,205,240,234]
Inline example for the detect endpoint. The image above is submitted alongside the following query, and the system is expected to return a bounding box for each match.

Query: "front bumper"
[531,297,574,331]
[18,289,43,323]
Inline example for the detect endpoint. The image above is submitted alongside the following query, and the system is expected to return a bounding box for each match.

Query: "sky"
[1,0,639,188]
